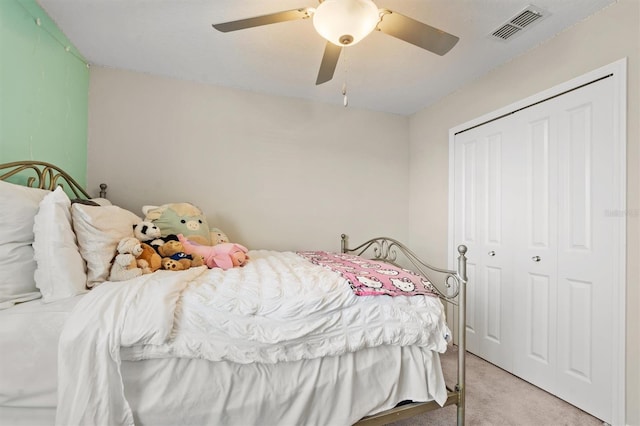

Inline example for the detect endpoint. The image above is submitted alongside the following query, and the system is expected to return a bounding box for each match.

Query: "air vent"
[490,5,548,41]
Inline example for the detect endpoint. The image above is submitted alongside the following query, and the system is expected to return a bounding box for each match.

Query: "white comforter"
[56,250,450,426]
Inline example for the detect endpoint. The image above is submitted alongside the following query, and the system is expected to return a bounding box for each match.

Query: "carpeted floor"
[388,345,603,426]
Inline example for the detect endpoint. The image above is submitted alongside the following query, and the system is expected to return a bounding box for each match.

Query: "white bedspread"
[57,250,450,426]
[0,295,83,408]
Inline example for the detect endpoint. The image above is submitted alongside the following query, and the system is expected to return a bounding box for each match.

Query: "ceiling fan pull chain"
[342,48,348,107]
[342,83,348,107]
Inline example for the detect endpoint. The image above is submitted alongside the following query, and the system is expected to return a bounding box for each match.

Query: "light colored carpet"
[389,345,603,426]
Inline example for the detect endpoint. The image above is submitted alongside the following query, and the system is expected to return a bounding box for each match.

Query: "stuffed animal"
[133,220,166,251]
[142,203,229,246]
[210,227,230,245]
[137,242,162,274]
[177,234,249,270]
[142,203,212,245]
[133,221,161,243]
[109,237,144,281]
[158,240,205,271]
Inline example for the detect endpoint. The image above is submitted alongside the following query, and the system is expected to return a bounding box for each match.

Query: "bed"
[0,160,468,426]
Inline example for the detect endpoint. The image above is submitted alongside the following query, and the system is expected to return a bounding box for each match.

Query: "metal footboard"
[341,234,468,426]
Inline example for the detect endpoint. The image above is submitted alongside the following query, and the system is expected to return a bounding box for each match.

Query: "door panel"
[484,266,503,343]
[528,117,552,248]
[461,141,478,243]
[566,103,592,251]
[485,134,502,245]
[563,278,593,382]
[526,273,552,364]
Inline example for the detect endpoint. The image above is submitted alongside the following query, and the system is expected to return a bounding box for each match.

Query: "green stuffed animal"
[142,202,228,246]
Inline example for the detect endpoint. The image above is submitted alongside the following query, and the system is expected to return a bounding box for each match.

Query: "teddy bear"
[177,234,249,270]
[142,203,229,246]
[123,221,163,274]
[210,227,230,245]
[109,237,144,281]
[136,242,162,274]
[158,240,205,271]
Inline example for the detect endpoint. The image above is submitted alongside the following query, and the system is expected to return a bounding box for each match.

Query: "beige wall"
[87,67,410,252]
[408,0,639,424]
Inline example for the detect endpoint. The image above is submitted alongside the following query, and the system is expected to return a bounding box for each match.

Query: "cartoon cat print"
[356,275,382,289]
[390,277,416,292]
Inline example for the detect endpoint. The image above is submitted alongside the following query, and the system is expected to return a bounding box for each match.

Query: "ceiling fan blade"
[213,8,312,32]
[376,10,459,56]
[316,42,342,85]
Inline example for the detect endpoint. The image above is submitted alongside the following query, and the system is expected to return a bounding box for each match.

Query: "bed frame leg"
[456,245,468,426]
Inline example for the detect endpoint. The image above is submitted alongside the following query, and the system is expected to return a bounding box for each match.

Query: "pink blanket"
[297,251,439,297]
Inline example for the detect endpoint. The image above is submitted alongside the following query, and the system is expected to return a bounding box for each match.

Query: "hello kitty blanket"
[297,251,440,297]
[56,250,450,426]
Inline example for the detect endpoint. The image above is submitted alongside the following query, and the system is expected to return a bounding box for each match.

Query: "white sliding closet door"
[452,74,619,423]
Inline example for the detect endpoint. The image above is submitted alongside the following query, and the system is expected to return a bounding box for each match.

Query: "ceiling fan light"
[312,0,380,46]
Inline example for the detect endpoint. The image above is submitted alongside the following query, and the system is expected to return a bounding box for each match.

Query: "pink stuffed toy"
[177,234,249,270]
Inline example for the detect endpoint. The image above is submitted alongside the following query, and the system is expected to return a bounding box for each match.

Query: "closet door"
[510,98,560,393]
[452,75,617,423]
[452,119,516,370]
[509,77,615,421]
[553,77,615,421]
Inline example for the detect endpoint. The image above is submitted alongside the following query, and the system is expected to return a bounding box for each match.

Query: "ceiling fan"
[212,0,459,85]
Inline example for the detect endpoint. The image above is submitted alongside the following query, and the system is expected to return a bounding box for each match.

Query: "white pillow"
[33,187,88,302]
[0,180,49,309]
[71,203,141,287]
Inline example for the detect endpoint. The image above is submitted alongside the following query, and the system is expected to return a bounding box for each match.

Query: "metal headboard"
[0,160,93,199]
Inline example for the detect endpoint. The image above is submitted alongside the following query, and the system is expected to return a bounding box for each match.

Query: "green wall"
[0,0,88,185]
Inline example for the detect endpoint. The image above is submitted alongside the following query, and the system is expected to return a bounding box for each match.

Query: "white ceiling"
[37,0,615,115]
